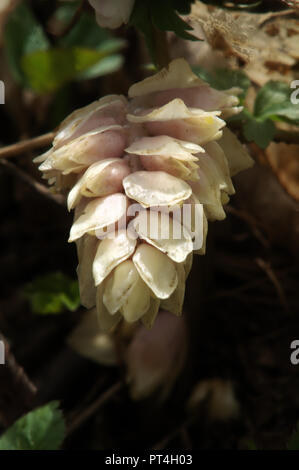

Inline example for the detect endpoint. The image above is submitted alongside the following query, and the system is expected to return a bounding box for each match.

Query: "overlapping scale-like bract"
[35,58,254,331]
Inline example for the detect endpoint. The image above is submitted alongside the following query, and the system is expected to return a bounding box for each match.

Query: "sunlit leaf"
[254,81,299,124]
[22,47,106,93]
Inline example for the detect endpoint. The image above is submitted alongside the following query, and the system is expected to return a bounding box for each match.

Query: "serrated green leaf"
[21,47,107,93]
[193,67,250,99]
[0,402,65,450]
[254,81,299,124]
[243,115,275,149]
[151,0,197,41]
[130,0,198,66]
[287,422,299,450]
[4,3,49,84]
[24,272,80,315]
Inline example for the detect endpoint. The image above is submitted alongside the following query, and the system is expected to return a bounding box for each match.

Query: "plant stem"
[0,132,55,159]
[153,27,171,69]
[0,159,65,206]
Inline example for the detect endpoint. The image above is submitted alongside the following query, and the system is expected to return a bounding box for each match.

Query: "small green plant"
[0,402,65,450]
[24,272,80,315]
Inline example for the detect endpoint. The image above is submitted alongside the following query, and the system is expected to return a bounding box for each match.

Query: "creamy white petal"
[69,193,128,242]
[125,135,203,161]
[128,58,206,97]
[67,158,130,210]
[123,171,192,207]
[191,165,226,221]
[140,155,198,181]
[218,127,254,176]
[160,261,185,316]
[132,210,193,263]
[129,58,241,117]
[33,148,52,164]
[40,125,125,175]
[173,194,205,252]
[121,276,151,323]
[133,244,178,299]
[141,297,160,329]
[184,252,193,279]
[93,230,136,286]
[127,100,225,145]
[203,141,235,195]
[103,260,139,314]
[221,192,230,205]
[127,98,221,123]
[96,284,122,332]
[54,95,127,147]
[76,235,98,308]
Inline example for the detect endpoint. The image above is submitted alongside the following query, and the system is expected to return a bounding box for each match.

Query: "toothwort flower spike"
[35,59,254,331]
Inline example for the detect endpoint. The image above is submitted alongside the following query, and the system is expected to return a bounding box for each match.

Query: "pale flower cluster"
[35,59,253,330]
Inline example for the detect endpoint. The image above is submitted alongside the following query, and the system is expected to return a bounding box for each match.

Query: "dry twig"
[0,159,65,206]
[0,132,55,160]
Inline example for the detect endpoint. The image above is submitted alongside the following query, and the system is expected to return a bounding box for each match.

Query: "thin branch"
[152,417,193,450]
[274,129,299,145]
[153,27,171,69]
[255,258,289,312]
[225,205,269,248]
[66,381,123,436]
[0,159,65,206]
[0,132,55,160]
[0,332,37,427]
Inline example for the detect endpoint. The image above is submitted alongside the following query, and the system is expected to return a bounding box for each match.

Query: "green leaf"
[243,115,275,149]
[22,47,107,93]
[55,7,125,83]
[193,66,250,99]
[76,54,124,80]
[0,402,65,450]
[54,0,82,29]
[254,81,299,124]
[287,422,299,450]
[130,0,198,65]
[151,0,198,41]
[24,272,80,315]
[172,0,196,15]
[59,8,117,50]
[4,2,49,84]
[246,439,258,450]
[130,0,155,61]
